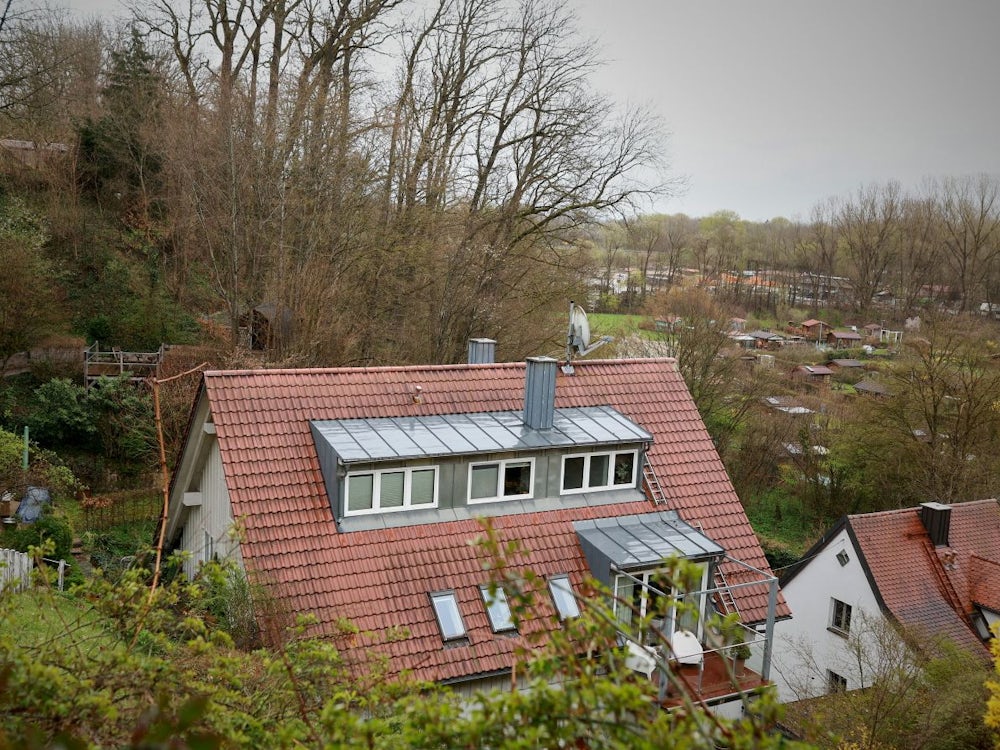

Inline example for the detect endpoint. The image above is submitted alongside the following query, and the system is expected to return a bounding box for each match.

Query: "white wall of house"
[770,527,883,701]
[982,608,1000,636]
[179,438,239,579]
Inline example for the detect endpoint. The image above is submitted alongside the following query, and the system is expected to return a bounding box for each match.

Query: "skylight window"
[480,585,516,632]
[548,575,580,620]
[430,591,466,641]
[469,458,534,503]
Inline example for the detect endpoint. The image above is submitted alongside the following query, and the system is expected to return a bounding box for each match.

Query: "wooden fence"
[0,548,33,592]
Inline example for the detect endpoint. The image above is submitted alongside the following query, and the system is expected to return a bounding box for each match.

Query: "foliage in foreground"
[987,627,1000,748]
[0,539,805,749]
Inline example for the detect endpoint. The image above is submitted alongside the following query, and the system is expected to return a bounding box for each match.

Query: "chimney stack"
[468,338,496,365]
[920,502,951,547]
[523,356,557,430]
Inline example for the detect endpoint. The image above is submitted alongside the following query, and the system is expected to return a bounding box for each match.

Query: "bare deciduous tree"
[836,182,901,314]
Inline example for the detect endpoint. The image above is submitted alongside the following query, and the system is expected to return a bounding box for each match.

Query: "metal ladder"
[642,461,668,506]
[714,565,741,619]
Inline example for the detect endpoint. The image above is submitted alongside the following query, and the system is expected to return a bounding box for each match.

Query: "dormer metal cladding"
[523,356,557,430]
[309,404,652,524]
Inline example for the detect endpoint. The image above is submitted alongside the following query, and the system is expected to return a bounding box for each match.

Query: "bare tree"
[836,182,901,313]
[935,174,1000,312]
[893,193,942,314]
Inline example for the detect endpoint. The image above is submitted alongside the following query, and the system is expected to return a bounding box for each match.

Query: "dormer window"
[346,467,438,514]
[469,458,534,503]
[311,406,651,522]
[561,450,637,494]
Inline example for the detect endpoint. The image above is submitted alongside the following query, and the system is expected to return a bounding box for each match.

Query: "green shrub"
[1,509,74,561]
[26,378,95,447]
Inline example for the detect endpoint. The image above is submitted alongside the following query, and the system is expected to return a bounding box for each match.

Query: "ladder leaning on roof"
[714,565,741,619]
[642,460,668,506]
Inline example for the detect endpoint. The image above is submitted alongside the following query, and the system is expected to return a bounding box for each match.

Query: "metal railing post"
[761,575,778,682]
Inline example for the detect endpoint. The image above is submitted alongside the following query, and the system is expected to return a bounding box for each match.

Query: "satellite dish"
[570,303,591,353]
[564,301,612,373]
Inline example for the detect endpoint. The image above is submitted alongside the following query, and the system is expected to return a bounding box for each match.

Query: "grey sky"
[59,0,1000,221]
[572,0,1000,220]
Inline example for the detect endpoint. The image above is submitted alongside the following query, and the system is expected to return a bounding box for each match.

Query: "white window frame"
[613,563,710,642]
[548,574,580,620]
[202,529,214,564]
[344,466,439,516]
[468,457,535,503]
[829,598,852,636]
[430,590,467,641]
[560,449,638,495]
[479,585,517,633]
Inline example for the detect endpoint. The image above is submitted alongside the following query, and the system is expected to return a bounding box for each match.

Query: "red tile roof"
[969,556,1000,614]
[847,500,1000,657]
[194,358,786,681]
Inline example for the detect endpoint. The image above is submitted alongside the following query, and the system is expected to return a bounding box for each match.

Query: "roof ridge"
[203,357,678,378]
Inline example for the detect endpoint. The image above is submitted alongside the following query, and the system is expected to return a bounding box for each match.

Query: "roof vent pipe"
[468,338,497,365]
[920,502,951,547]
[523,356,557,430]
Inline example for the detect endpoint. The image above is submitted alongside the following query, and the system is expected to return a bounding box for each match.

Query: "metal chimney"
[920,502,951,547]
[523,356,557,430]
[467,338,497,365]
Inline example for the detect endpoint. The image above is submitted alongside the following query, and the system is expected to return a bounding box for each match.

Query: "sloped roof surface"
[197,358,785,681]
[849,500,1000,657]
[969,556,1000,613]
[796,365,833,376]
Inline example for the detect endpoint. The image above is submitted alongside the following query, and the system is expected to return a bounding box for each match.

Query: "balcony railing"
[615,553,780,706]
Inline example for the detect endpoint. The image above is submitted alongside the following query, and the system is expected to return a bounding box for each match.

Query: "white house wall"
[770,527,883,702]
[180,439,238,578]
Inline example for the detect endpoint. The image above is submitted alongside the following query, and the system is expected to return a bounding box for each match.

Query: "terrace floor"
[654,651,767,707]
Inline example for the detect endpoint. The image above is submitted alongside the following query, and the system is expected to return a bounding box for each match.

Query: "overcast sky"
[572,0,1000,220]
[61,0,1000,221]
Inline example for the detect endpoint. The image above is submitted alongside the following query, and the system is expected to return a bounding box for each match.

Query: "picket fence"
[0,548,33,592]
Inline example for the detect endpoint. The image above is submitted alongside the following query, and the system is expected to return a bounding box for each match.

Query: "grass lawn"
[587,313,654,339]
[1,587,110,649]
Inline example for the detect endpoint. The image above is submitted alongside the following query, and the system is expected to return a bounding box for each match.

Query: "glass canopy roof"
[574,511,724,586]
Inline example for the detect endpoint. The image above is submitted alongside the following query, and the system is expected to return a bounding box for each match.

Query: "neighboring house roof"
[169,358,786,682]
[969,555,1000,613]
[854,380,890,397]
[829,359,863,368]
[828,330,862,340]
[747,330,783,340]
[785,501,1000,658]
[800,319,824,328]
[794,365,833,376]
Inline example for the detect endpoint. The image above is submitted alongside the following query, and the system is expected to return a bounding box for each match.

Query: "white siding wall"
[770,528,883,701]
[180,440,239,578]
[983,609,1000,636]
